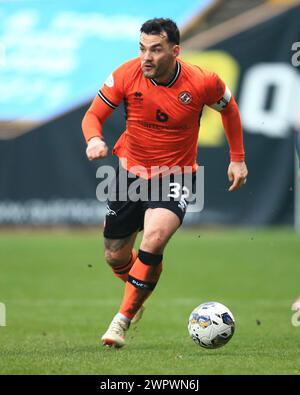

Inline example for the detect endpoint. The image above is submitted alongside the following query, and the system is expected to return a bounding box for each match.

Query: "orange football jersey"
[82,57,244,178]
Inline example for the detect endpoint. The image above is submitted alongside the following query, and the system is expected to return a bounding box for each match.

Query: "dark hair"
[140,18,180,45]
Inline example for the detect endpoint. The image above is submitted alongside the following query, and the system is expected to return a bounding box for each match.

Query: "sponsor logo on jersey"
[156,109,169,122]
[178,91,192,104]
[133,91,143,104]
[104,73,114,88]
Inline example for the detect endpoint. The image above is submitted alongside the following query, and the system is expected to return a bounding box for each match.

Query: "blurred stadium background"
[1,0,300,375]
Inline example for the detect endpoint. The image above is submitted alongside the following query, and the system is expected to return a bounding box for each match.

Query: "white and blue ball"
[188,301,235,349]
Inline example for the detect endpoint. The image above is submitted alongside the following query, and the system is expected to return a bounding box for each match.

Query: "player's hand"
[86,137,108,160]
[227,161,248,192]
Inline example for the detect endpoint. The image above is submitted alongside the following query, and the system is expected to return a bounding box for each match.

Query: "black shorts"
[103,166,196,239]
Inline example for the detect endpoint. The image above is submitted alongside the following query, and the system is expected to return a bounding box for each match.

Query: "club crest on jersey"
[178,91,192,105]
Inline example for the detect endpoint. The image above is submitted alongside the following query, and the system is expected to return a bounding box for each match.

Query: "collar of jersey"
[150,61,181,88]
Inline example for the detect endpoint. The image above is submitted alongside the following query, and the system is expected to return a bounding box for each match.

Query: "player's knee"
[104,249,129,268]
[141,229,169,254]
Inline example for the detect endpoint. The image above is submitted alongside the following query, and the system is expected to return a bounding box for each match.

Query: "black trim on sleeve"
[98,90,118,109]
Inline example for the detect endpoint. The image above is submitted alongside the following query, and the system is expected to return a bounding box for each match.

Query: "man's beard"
[142,61,171,80]
[142,65,158,79]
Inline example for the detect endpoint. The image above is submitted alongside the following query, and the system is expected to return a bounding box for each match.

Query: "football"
[188,301,235,349]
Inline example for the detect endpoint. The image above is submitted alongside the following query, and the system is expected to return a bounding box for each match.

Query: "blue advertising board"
[0,0,209,121]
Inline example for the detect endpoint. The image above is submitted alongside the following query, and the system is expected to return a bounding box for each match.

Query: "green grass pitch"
[0,228,300,375]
